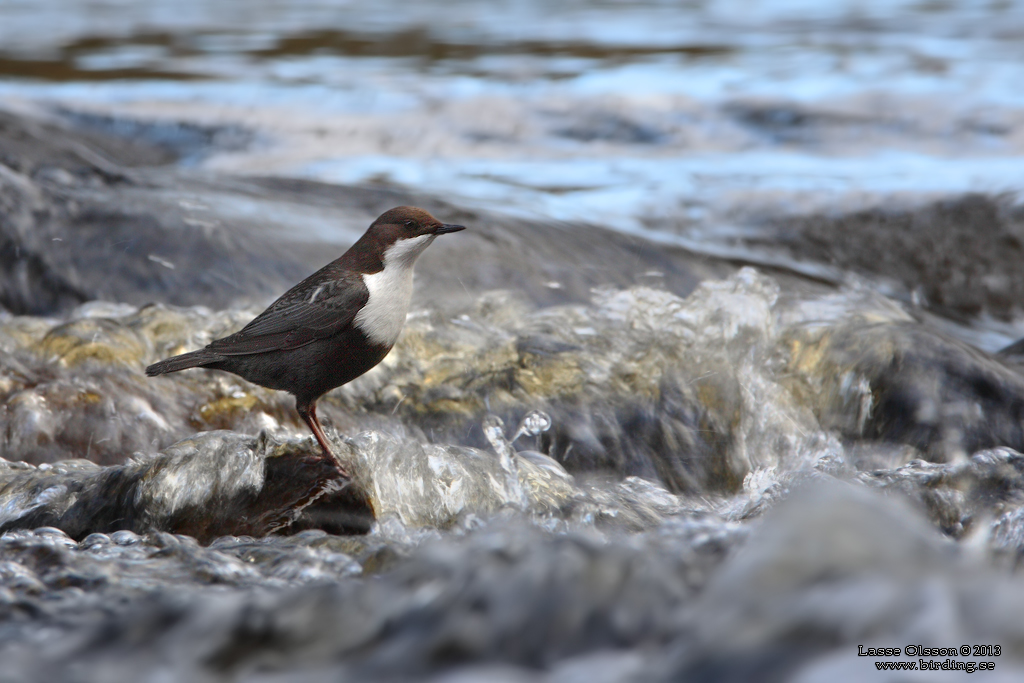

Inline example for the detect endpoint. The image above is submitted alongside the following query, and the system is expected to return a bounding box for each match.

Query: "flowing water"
[3,2,1023,230]
[1,1,1024,681]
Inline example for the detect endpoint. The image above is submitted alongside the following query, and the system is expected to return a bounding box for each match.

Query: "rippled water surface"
[2,2,1024,681]
[2,0,1023,229]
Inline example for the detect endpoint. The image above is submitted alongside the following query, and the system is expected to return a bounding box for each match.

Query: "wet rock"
[0,302,304,465]
[0,406,703,546]
[56,108,252,167]
[0,107,730,318]
[859,447,1024,540]
[8,483,1024,682]
[0,111,321,315]
[0,517,738,682]
[0,430,370,542]
[785,319,1024,461]
[768,194,1024,322]
[39,317,151,368]
[664,482,1024,681]
[0,108,166,181]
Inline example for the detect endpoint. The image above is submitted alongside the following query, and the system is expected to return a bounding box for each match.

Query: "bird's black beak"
[434,223,466,235]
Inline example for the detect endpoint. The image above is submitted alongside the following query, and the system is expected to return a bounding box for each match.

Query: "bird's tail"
[145,349,222,376]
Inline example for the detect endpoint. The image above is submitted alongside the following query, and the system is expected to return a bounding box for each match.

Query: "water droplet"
[110,530,142,546]
[481,414,528,509]
[512,410,552,443]
[482,415,510,452]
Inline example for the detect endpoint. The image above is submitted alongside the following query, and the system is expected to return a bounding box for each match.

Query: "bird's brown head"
[372,206,466,240]
[346,206,466,272]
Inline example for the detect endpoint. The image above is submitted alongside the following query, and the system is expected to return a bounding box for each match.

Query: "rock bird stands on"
[146,206,466,475]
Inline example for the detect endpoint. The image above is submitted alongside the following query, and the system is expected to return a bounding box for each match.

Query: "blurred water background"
[1,2,1024,681]
[2,0,1021,231]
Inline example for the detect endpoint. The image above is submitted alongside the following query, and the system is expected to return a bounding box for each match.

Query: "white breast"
[353,234,435,346]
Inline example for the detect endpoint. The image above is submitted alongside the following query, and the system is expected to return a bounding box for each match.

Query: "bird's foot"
[323,451,351,479]
[299,401,351,478]
[312,432,350,479]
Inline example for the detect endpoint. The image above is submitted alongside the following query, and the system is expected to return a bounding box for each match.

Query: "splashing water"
[511,409,553,444]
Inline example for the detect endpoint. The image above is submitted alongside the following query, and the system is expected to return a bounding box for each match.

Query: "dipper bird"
[146,206,465,475]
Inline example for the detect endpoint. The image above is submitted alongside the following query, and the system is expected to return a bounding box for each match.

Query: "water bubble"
[32,527,76,548]
[110,530,142,546]
[33,526,70,539]
[80,533,111,549]
[512,410,552,443]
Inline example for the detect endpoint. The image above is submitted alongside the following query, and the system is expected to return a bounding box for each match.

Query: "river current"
[0,2,1024,681]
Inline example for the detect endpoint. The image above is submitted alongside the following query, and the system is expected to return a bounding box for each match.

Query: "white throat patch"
[353,234,435,346]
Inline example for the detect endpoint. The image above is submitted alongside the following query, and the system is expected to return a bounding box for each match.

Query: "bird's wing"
[207,276,369,355]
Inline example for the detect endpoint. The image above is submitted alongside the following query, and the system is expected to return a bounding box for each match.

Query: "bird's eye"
[404,220,415,229]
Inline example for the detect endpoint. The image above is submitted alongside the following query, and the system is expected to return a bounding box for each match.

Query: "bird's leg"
[297,399,350,478]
